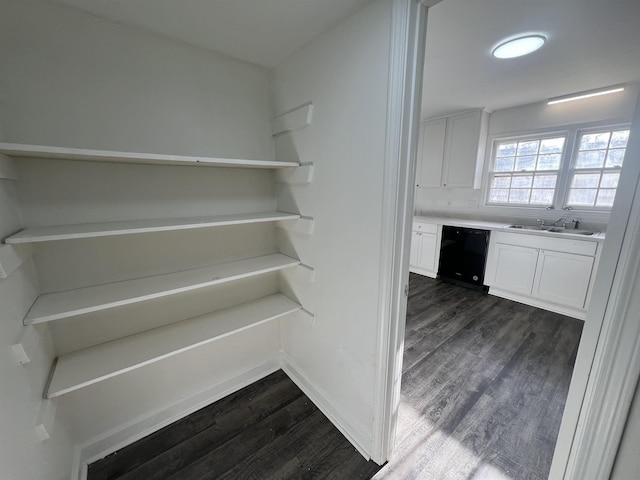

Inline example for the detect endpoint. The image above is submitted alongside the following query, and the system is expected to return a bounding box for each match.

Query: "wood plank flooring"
[375,274,582,480]
[88,274,582,479]
[87,369,381,479]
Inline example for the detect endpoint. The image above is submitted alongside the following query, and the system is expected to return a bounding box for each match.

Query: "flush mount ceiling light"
[548,84,626,105]
[492,34,546,59]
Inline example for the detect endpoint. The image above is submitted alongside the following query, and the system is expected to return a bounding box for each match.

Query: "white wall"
[414,82,640,229]
[0,176,75,480]
[0,0,287,472]
[0,0,274,160]
[273,0,392,455]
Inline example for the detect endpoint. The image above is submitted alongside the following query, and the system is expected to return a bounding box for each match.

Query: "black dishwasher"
[438,226,490,290]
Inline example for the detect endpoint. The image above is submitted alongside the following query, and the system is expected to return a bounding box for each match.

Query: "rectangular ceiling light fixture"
[548,84,625,105]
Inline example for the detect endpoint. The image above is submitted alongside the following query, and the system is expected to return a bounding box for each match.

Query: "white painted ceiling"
[49,0,373,68]
[50,0,640,119]
[422,0,640,118]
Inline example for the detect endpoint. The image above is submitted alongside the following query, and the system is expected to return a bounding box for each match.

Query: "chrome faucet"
[552,217,567,227]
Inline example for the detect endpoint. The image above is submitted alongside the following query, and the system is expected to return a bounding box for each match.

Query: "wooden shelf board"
[24,253,300,325]
[46,294,301,398]
[5,211,300,244]
[0,143,298,169]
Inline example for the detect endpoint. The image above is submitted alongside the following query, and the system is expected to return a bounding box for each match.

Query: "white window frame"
[483,122,631,213]
[564,126,631,211]
[483,130,573,210]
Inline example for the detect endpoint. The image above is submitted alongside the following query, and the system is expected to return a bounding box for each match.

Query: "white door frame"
[371,0,428,463]
[374,0,640,474]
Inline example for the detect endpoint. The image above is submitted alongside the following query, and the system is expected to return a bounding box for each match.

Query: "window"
[566,129,630,208]
[486,125,631,211]
[487,136,566,206]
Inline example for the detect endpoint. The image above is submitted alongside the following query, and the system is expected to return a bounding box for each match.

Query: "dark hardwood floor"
[89,274,582,479]
[376,274,582,479]
[87,370,381,480]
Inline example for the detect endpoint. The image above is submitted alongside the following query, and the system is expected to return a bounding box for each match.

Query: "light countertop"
[414,215,606,241]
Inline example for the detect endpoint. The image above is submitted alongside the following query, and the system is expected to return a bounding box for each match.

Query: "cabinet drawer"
[493,231,597,256]
[413,222,438,234]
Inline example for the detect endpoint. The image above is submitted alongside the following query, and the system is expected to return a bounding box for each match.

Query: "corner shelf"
[5,211,300,244]
[0,143,299,169]
[46,293,301,398]
[24,253,300,325]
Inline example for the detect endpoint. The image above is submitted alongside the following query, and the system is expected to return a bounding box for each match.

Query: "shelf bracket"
[11,325,42,365]
[35,398,57,442]
[272,102,313,136]
[275,163,314,185]
[277,216,314,235]
[297,308,315,328]
[0,244,33,279]
[298,264,316,283]
[0,153,18,181]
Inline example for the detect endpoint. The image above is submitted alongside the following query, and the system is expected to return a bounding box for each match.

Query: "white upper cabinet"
[416,118,446,188]
[416,109,489,189]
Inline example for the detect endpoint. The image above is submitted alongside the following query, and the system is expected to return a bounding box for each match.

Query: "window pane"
[605,149,625,168]
[495,157,515,172]
[490,134,567,208]
[572,173,600,188]
[596,189,616,207]
[517,141,539,156]
[580,132,611,150]
[497,142,517,157]
[509,189,530,203]
[512,176,533,188]
[576,150,606,168]
[537,154,561,170]
[601,173,619,188]
[489,189,509,203]
[530,189,555,205]
[491,176,511,188]
[515,156,536,171]
[610,130,630,148]
[533,175,557,188]
[568,188,597,206]
[540,137,565,154]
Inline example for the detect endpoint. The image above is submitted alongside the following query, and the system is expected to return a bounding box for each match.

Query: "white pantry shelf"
[5,211,300,244]
[0,142,299,169]
[24,253,300,325]
[46,293,301,398]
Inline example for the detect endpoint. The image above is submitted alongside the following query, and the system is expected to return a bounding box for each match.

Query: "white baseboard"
[71,350,374,479]
[409,265,437,278]
[488,287,587,320]
[72,353,282,480]
[281,351,373,460]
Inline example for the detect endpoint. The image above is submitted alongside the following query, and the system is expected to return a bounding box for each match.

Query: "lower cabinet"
[487,242,539,295]
[533,249,595,309]
[410,220,441,278]
[485,231,600,319]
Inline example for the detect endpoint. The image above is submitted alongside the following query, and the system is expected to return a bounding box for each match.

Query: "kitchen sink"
[546,228,595,235]
[508,225,548,231]
[508,225,595,236]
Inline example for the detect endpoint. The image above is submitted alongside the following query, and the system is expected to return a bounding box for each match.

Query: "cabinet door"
[410,230,422,267]
[417,232,437,272]
[533,250,594,309]
[486,243,538,295]
[442,110,482,188]
[416,118,446,188]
